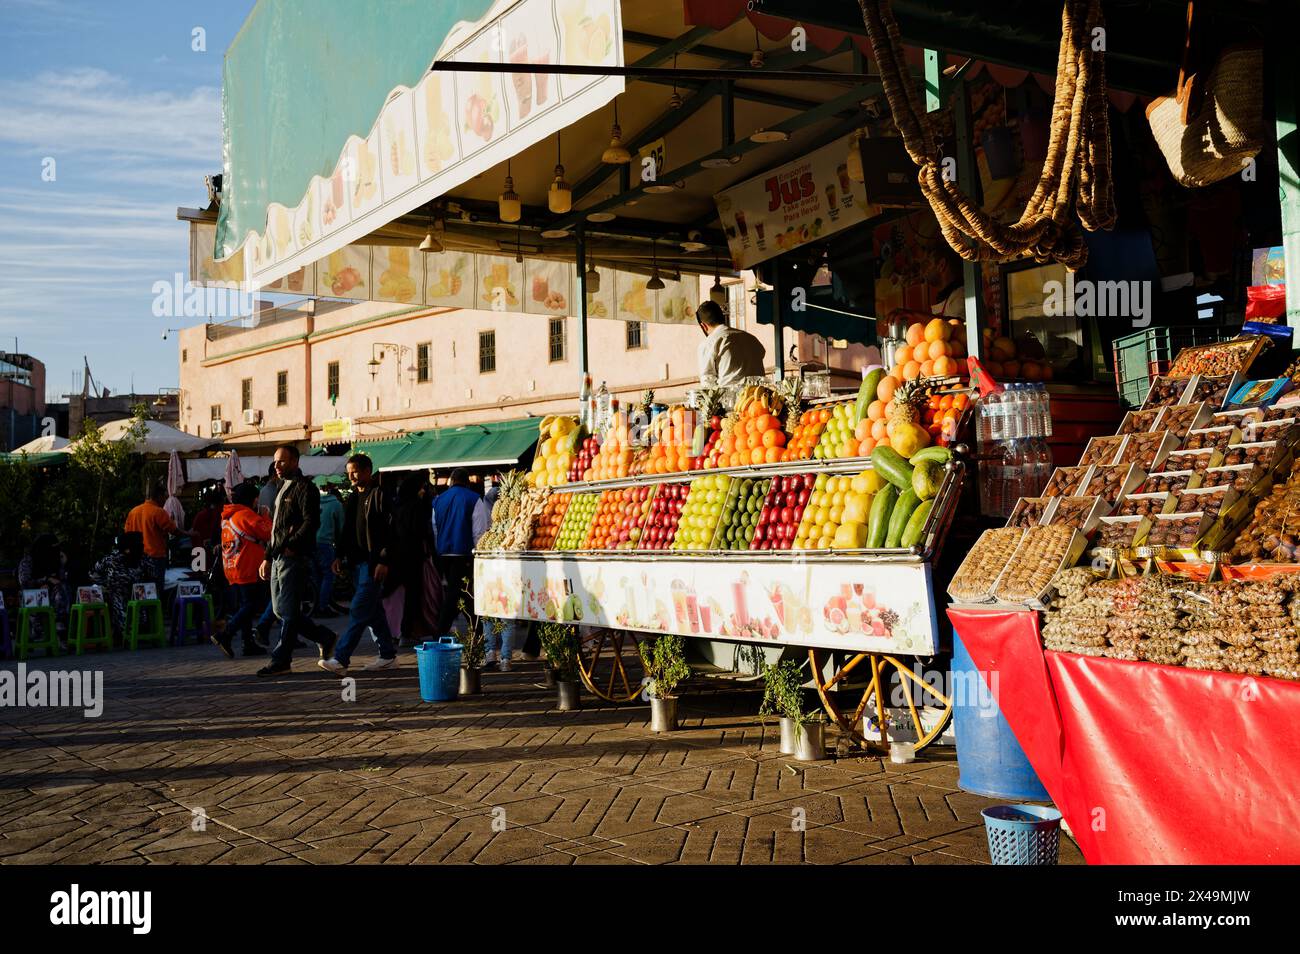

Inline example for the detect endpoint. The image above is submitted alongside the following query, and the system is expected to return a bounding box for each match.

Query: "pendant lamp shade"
[499,160,521,223]
[602,100,631,164]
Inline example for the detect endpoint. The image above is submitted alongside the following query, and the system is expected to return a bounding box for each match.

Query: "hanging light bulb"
[749,28,765,69]
[418,212,442,253]
[710,255,727,305]
[846,130,865,183]
[645,239,665,291]
[584,262,600,294]
[498,159,521,223]
[601,99,631,164]
[668,54,682,109]
[548,133,571,214]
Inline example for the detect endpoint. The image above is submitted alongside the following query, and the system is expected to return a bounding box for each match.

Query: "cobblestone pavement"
[0,637,1083,865]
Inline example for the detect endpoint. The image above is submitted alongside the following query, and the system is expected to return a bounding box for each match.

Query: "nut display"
[1205,464,1264,494]
[1084,464,1137,502]
[1047,496,1104,531]
[1095,516,1146,549]
[1160,402,1210,439]
[1221,441,1279,469]
[949,528,1026,602]
[1160,448,1222,475]
[1147,512,1206,548]
[1080,436,1126,467]
[1144,470,1199,495]
[1169,339,1260,378]
[1008,497,1052,528]
[1044,466,1091,497]
[1119,432,1172,470]
[1143,376,1188,409]
[1114,493,1171,519]
[1119,408,1163,434]
[993,525,1079,605]
[1186,374,1237,408]
[1182,426,1239,451]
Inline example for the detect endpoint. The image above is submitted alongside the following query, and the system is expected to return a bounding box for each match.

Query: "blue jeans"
[484,619,516,661]
[332,562,396,666]
[227,582,266,647]
[269,555,327,665]
[314,541,336,611]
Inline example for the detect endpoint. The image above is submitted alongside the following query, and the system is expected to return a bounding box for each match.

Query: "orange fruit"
[859,436,876,454]
[843,438,860,457]
[927,339,949,360]
[894,344,912,365]
[923,317,951,342]
[761,429,781,448]
[903,360,922,380]
[939,394,954,410]
[920,359,935,378]
[730,452,746,468]
[933,355,956,377]
[905,322,925,346]
[952,393,970,410]
[764,446,782,464]
[854,419,871,441]
[877,375,898,402]
[676,454,690,472]
[870,419,888,441]
[876,436,891,449]
[750,447,766,465]
[867,399,885,421]
[817,408,831,424]
[949,338,966,359]
[755,413,775,433]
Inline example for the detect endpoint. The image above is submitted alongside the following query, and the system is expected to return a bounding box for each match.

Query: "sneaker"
[318,658,347,677]
[256,662,292,677]
[242,641,267,657]
[210,632,234,659]
[483,651,498,666]
[253,625,271,649]
[363,655,398,671]
[498,658,512,672]
[316,626,338,660]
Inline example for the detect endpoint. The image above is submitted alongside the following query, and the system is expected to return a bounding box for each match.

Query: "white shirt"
[430,496,491,554]
[697,324,767,387]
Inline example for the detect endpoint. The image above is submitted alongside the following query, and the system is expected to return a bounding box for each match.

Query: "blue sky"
[0,0,253,401]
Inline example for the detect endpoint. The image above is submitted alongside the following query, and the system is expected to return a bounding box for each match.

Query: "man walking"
[314,481,344,617]
[213,481,271,658]
[432,467,490,643]
[319,454,399,675]
[256,444,335,676]
[124,480,178,597]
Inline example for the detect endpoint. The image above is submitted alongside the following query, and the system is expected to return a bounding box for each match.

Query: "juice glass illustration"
[768,584,786,628]
[671,581,690,630]
[734,211,748,240]
[699,604,713,633]
[731,576,750,628]
[825,183,840,220]
[754,222,766,247]
[684,590,701,634]
[509,36,532,117]
[836,163,853,200]
[532,274,549,302]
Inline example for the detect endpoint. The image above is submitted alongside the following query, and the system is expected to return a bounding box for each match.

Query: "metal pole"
[771,269,785,379]
[1278,51,1300,331]
[953,76,985,361]
[576,226,590,376]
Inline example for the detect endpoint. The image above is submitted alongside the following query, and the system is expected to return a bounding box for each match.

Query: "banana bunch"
[733,383,783,419]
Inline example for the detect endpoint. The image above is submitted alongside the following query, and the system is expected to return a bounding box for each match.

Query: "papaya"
[870,445,914,490]
[885,488,920,548]
[866,484,897,548]
[912,460,943,501]
[901,499,934,548]
[854,367,884,426]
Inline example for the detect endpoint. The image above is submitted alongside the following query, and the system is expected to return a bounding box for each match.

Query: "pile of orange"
[715,406,787,468]
[643,407,697,474]
[890,318,968,383]
[528,493,571,549]
[784,408,829,461]
[923,391,970,446]
[585,413,634,481]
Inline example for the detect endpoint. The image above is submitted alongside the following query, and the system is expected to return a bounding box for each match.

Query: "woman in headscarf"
[90,532,148,639]
[18,534,70,632]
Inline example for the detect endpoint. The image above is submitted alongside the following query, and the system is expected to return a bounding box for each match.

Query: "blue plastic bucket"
[415,637,462,702]
[951,631,1050,801]
[981,805,1062,865]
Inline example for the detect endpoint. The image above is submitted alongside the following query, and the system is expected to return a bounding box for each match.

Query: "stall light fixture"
[710,254,727,305]
[540,228,571,239]
[749,28,765,69]
[601,99,632,165]
[586,210,616,223]
[498,159,521,223]
[548,133,572,214]
[584,262,601,293]
[668,54,682,109]
[367,358,381,378]
[644,181,683,195]
[700,155,741,169]
[418,212,443,253]
[645,239,665,291]
[846,130,864,183]
[749,128,789,143]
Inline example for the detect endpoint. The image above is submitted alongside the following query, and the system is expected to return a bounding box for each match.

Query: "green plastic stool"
[69,602,113,654]
[17,605,59,660]
[125,599,166,650]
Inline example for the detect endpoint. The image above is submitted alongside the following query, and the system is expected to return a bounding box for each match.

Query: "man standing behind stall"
[695,300,766,387]
[256,444,335,676]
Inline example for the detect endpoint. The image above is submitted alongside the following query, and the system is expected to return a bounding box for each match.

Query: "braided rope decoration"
[856,0,1117,269]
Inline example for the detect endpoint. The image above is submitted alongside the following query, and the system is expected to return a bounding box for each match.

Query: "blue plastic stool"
[171,594,213,645]
[69,602,113,654]
[125,599,166,650]
[17,605,59,660]
[982,805,1063,865]
[415,637,462,702]
[0,603,10,659]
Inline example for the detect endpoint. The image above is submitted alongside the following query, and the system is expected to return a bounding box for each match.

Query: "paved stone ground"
[0,634,1083,865]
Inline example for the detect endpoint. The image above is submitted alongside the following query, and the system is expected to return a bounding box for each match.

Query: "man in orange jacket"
[213,481,272,658]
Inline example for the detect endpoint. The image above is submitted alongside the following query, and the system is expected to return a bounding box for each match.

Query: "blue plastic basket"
[415,637,462,702]
[981,805,1063,865]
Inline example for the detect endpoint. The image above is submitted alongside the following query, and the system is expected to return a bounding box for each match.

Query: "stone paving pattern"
[0,638,1083,865]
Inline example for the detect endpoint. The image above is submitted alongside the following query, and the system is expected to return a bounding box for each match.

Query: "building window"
[416,342,431,383]
[182,349,188,363]
[327,361,340,401]
[209,405,221,435]
[479,330,496,374]
[548,318,566,363]
[625,320,645,350]
[276,370,288,406]
[241,378,252,412]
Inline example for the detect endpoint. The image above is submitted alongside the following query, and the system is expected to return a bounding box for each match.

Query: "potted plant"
[793,710,828,763]
[639,634,691,732]
[454,595,488,696]
[537,622,580,711]
[760,659,805,755]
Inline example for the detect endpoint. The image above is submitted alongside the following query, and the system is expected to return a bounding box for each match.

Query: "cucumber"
[854,368,884,426]
[885,488,920,548]
[871,445,914,490]
[900,499,935,548]
[866,484,898,549]
[909,446,953,466]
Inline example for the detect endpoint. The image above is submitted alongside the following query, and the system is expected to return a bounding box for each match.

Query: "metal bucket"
[650,697,678,733]
[556,679,581,711]
[794,721,826,762]
[543,667,557,689]
[458,667,481,697]
[778,717,798,754]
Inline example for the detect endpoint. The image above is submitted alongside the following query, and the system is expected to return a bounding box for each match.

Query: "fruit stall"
[477,368,973,749]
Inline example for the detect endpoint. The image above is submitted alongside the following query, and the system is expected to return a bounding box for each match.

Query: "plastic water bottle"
[1004,384,1023,441]
[1038,383,1053,438]
[987,389,1006,443]
[1036,438,1055,495]
[595,380,611,433]
[999,440,1023,517]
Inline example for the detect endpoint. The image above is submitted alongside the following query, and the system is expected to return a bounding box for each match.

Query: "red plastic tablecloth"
[949,608,1300,864]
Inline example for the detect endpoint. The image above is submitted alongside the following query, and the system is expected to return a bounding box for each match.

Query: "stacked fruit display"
[585,411,633,481]
[554,492,600,549]
[716,477,771,551]
[922,390,970,446]
[888,317,967,384]
[583,486,656,550]
[528,415,584,487]
[718,405,787,468]
[752,473,814,550]
[671,474,734,551]
[812,401,861,460]
[981,328,1055,382]
[528,492,571,549]
[784,408,829,461]
[795,472,874,550]
[567,434,601,483]
[641,482,688,550]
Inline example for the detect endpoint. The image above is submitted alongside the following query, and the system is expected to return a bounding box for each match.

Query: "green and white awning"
[216,0,624,290]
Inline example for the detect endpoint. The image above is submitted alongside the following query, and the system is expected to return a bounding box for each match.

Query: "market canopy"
[216,0,624,289]
[358,418,539,473]
[86,419,216,454]
[0,450,69,468]
[12,434,70,454]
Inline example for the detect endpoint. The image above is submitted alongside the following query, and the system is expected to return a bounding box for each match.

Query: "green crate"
[1112,325,1239,408]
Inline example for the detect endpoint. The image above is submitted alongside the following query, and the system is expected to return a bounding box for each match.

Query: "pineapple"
[776,376,804,433]
[888,380,930,457]
[493,469,527,524]
[634,389,655,447]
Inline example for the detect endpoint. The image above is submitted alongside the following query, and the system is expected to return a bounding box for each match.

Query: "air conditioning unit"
[210,419,226,436]
[243,408,262,425]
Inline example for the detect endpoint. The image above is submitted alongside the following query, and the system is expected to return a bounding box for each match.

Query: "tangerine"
[750,447,766,465]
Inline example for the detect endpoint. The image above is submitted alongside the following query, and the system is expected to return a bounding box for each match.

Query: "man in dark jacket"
[257,444,336,676]
[319,453,399,675]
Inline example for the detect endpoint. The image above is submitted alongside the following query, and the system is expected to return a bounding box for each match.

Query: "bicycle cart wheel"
[577,628,649,703]
[808,650,953,752]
